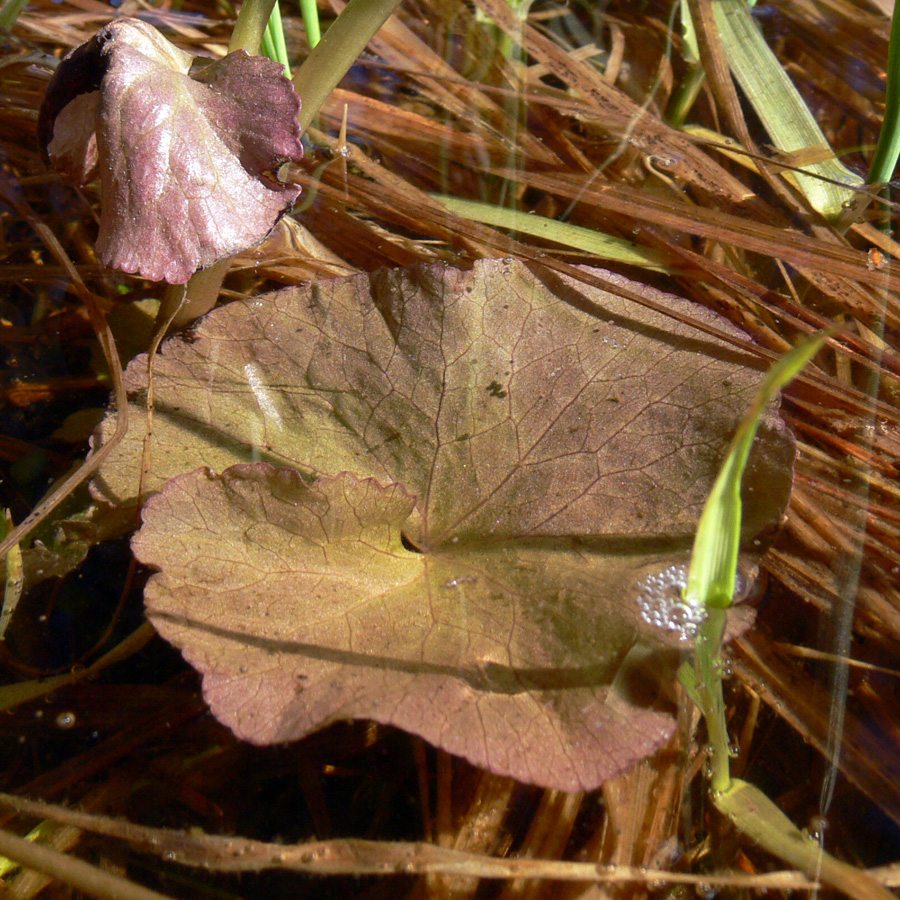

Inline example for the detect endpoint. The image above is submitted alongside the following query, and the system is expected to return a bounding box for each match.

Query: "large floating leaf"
[38,18,303,283]
[94,260,794,789]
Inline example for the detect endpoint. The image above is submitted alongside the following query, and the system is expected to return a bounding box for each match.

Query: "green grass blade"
[685,331,827,611]
[299,0,321,48]
[716,780,896,900]
[711,0,862,220]
[0,511,23,641]
[683,332,827,796]
[867,0,900,184]
[0,821,62,879]
[430,195,670,271]
[0,0,29,31]
[293,0,404,132]
[262,1,290,76]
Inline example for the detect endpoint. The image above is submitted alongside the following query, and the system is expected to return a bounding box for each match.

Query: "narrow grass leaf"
[262,1,291,77]
[867,0,900,184]
[0,0,28,31]
[684,332,827,796]
[716,779,896,900]
[299,0,321,47]
[686,331,828,610]
[431,195,670,271]
[710,0,862,220]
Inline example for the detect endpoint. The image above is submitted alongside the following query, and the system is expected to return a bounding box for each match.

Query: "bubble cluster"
[635,564,707,641]
[635,565,756,640]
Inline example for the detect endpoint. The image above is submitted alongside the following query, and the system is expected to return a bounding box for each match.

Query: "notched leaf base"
[136,465,678,791]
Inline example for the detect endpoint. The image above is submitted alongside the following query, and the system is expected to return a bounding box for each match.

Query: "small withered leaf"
[39,18,303,283]
[37,27,111,157]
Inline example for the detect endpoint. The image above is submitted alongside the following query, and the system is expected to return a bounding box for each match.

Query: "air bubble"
[55,711,76,729]
[733,572,753,602]
[808,815,829,843]
[635,564,706,641]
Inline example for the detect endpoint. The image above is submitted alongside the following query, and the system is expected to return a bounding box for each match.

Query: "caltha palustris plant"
[37,17,304,285]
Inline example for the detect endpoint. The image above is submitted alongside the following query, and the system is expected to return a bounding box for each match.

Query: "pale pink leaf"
[40,18,303,283]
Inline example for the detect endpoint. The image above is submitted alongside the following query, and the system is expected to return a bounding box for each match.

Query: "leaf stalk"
[293,0,404,132]
[229,0,277,55]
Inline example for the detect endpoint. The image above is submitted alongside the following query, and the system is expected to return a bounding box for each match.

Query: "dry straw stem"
[0,793,895,893]
[0,175,128,564]
[0,825,176,900]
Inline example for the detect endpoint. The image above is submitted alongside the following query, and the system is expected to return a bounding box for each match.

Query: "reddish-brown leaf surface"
[95,260,794,789]
[39,18,303,283]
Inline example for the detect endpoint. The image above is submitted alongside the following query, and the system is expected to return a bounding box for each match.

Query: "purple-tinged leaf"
[135,465,683,790]
[93,260,794,788]
[39,18,303,283]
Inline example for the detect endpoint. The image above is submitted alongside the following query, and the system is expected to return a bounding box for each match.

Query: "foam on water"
[635,563,706,642]
[636,563,753,642]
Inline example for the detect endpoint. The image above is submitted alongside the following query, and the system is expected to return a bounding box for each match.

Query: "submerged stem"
[695,608,731,794]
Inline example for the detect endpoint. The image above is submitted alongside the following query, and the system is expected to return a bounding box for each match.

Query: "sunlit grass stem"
[430,195,669,271]
[300,0,321,47]
[229,0,277,55]
[261,0,321,75]
[261,2,290,76]
[293,0,404,132]
[681,331,828,794]
[674,332,893,898]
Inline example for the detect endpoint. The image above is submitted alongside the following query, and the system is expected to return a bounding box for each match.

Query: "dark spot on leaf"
[400,532,423,553]
[485,380,507,398]
[179,326,202,345]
